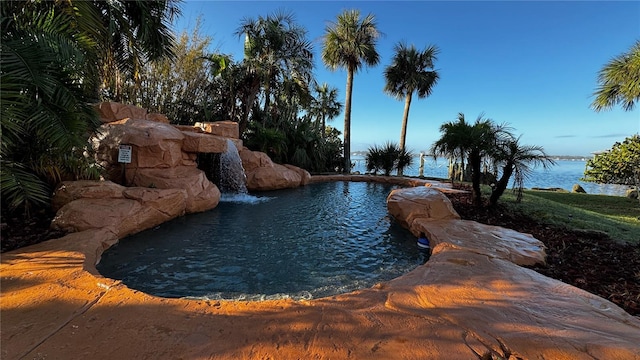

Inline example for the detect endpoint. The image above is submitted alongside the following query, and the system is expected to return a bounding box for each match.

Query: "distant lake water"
[351,156,632,197]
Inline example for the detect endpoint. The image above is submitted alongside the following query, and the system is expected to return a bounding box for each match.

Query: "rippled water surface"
[97,182,428,300]
[352,157,631,196]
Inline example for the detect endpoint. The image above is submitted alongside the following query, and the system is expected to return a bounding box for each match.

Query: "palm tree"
[591,39,640,112]
[430,113,469,182]
[384,42,439,175]
[236,11,314,122]
[489,137,556,206]
[97,0,181,100]
[432,113,510,206]
[322,9,381,173]
[365,142,413,176]
[308,82,343,137]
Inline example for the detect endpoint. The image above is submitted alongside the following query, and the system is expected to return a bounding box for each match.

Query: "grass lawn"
[498,189,640,245]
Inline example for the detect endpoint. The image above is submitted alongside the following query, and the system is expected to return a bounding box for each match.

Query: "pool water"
[97,181,429,301]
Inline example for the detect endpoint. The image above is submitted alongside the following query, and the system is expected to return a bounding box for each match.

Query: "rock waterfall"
[218,139,248,194]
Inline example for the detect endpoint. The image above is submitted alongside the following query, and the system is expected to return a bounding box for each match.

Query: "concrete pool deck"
[2,176,640,359]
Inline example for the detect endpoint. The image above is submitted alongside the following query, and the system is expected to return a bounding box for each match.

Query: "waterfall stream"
[218,139,248,194]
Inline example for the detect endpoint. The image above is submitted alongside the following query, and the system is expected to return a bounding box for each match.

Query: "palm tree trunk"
[469,151,482,206]
[343,67,354,173]
[263,71,271,123]
[399,92,412,151]
[459,151,466,182]
[489,163,514,206]
[397,92,412,176]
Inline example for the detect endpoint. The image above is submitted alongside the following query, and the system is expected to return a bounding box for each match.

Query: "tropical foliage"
[307,82,343,137]
[116,18,220,124]
[489,137,555,205]
[384,42,439,174]
[591,40,640,112]
[236,11,314,123]
[582,135,640,188]
[1,0,179,216]
[431,113,555,206]
[322,9,381,172]
[365,142,414,176]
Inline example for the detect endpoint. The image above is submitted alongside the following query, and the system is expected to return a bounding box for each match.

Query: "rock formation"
[51,180,186,239]
[239,148,310,191]
[90,102,310,212]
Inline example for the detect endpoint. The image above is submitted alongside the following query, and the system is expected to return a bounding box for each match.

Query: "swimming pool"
[97,181,429,300]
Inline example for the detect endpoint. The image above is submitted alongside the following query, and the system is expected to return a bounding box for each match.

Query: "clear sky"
[174,1,640,157]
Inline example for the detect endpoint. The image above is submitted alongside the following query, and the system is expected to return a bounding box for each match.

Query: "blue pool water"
[97,182,429,301]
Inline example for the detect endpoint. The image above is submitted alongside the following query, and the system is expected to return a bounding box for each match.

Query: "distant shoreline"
[351,151,592,161]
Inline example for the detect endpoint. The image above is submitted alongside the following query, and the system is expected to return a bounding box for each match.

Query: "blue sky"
[174,1,640,156]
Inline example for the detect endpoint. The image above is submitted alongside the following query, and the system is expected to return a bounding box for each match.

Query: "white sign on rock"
[118,144,132,164]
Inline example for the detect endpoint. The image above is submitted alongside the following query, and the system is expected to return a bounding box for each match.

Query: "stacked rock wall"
[90,102,310,214]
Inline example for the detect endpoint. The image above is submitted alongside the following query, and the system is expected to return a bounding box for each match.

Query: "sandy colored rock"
[284,164,312,186]
[414,218,547,266]
[386,186,461,229]
[388,187,546,266]
[180,131,229,153]
[145,112,169,123]
[127,166,220,213]
[239,147,274,172]
[93,102,148,123]
[92,119,186,178]
[245,163,302,191]
[383,247,640,360]
[237,147,305,190]
[52,180,126,212]
[51,188,186,238]
[196,121,239,139]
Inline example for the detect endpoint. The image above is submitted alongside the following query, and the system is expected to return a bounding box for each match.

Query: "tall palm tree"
[236,11,314,122]
[308,82,343,137]
[591,39,640,112]
[322,9,381,173]
[384,42,439,174]
[489,137,555,206]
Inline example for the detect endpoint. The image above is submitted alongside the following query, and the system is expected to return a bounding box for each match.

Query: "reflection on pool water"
[97,181,429,301]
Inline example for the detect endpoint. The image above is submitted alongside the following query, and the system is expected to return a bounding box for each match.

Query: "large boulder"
[245,164,302,191]
[51,180,126,212]
[386,186,546,266]
[91,119,188,183]
[572,184,587,193]
[51,186,187,238]
[386,186,460,229]
[239,147,274,173]
[195,121,239,139]
[180,132,229,153]
[128,166,220,213]
[94,102,148,123]
[414,218,547,266]
[239,147,309,191]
